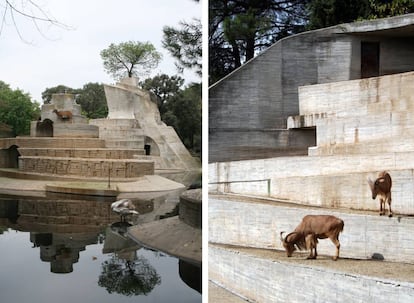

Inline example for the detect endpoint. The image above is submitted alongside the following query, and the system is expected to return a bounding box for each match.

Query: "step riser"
[209,198,414,263]
[19,157,154,178]
[18,148,145,158]
[209,245,414,303]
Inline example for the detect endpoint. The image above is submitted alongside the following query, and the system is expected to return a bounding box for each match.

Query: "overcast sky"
[0,0,201,102]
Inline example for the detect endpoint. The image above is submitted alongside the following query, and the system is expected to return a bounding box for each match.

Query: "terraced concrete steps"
[209,194,414,263]
[209,243,414,303]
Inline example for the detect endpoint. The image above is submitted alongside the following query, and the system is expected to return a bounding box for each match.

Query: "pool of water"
[0,193,201,303]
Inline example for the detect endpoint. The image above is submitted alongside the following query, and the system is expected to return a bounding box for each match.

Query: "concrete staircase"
[208,194,414,302]
[208,72,414,302]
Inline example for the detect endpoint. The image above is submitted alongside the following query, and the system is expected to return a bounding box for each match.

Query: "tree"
[307,0,414,30]
[163,18,202,76]
[76,83,107,119]
[100,41,162,80]
[140,74,184,115]
[209,0,309,83]
[163,83,201,155]
[98,254,160,296]
[0,81,40,135]
[0,0,70,42]
[41,85,79,104]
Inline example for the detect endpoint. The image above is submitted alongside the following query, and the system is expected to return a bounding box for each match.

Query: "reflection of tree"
[98,254,161,296]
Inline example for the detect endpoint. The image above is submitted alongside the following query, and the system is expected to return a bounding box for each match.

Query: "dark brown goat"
[368,171,392,217]
[53,109,72,121]
[280,215,344,261]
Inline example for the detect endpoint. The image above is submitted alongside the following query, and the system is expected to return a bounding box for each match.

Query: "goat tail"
[334,219,345,235]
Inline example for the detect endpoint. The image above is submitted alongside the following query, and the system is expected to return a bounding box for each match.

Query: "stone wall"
[19,157,154,178]
[18,148,144,159]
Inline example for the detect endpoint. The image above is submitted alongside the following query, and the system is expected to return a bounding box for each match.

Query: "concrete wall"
[209,151,414,215]
[18,148,144,158]
[209,15,414,163]
[209,197,414,263]
[19,157,154,178]
[210,245,414,303]
[0,138,106,149]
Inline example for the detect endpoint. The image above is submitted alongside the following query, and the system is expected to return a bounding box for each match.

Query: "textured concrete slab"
[210,243,414,303]
[128,216,201,265]
[209,282,249,303]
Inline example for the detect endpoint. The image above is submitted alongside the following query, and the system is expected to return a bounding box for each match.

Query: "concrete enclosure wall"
[209,14,414,162]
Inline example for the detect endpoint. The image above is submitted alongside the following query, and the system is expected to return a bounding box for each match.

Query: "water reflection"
[0,190,201,302]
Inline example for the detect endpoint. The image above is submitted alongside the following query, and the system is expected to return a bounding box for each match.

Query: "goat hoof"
[389,214,393,217]
[332,257,338,261]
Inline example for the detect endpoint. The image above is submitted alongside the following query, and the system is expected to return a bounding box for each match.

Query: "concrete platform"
[209,243,414,303]
[209,194,414,264]
[0,174,185,198]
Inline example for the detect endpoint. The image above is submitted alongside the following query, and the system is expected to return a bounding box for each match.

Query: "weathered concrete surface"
[19,157,154,178]
[210,14,414,162]
[209,195,414,264]
[0,175,185,198]
[209,153,414,215]
[94,78,200,171]
[128,189,202,265]
[209,244,414,303]
[209,282,249,303]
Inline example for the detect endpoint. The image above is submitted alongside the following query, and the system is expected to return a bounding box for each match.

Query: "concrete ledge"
[18,148,145,158]
[45,182,118,197]
[209,195,414,263]
[209,244,414,303]
[19,157,154,178]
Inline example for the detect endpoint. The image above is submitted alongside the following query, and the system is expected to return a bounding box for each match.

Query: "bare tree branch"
[0,0,72,42]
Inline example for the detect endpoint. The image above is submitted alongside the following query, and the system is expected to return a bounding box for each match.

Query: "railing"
[209,179,271,196]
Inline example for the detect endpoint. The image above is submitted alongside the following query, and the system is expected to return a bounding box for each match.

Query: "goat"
[53,109,73,121]
[280,215,344,261]
[368,171,392,217]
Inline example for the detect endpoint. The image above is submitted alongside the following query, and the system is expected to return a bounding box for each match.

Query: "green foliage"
[141,75,201,156]
[307,0,414,29]
[41,83,107,119]
[163,19,202,76]
[0,81,40,136]
[42,85,80,104]
[98,255,161,296]
[100,41,162,80]
[140,74,184,115]
[209,0,308,84]
[163,83,202,155]
[76,83,108,119]
[367,0,414,19]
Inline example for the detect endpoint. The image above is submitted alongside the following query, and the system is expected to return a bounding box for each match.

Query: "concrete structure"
[209,14,414,302]
[0,78,199,188]
[91,77,200,171]
[128,188,202,266]
[31,93,99,138]
[209,13,414,162]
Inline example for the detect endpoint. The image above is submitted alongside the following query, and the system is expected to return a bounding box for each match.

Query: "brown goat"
[53,109,72,121]
[280,215,344,261]
[368,171,392,217]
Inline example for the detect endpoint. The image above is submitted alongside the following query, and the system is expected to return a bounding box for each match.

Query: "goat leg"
[388,196,393,217]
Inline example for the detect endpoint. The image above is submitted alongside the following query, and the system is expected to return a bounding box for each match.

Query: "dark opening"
[144,144,151,155]
[361,41,380,78]
[36,119,53,137]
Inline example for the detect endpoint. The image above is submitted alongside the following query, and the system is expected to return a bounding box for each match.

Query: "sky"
[0,0,201,102]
